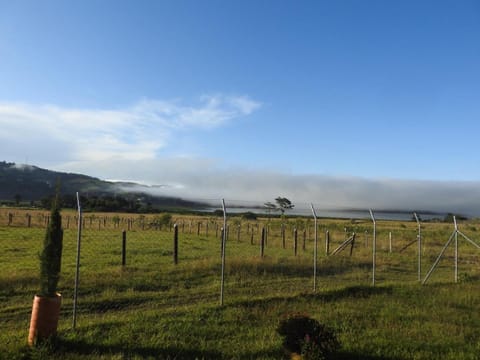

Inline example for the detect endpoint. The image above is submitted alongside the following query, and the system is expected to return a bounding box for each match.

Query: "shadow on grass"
[43,337,224,360]
[318,284,393,301]
[0,276,37,297]
[233,284,393,310]
[33,338,392,360]
[18,339,407,360]
[77,295,156,313]
[335,350,403,360]
[227,258,373,279]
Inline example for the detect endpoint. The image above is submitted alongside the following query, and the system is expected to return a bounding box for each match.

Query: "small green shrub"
[152,213,172,228]
[39,194,63,297]
[277,314,340,360]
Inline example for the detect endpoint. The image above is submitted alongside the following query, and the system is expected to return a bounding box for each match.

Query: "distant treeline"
[36,193,206,214]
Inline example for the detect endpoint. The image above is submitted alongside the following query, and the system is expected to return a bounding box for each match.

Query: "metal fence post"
[414,213,421,281]
[220,199,227,306]
[389,232,392,253]
[454,216,458,283]
[370,209,376,286]
[311,204,318,292]
[72,192,82,329]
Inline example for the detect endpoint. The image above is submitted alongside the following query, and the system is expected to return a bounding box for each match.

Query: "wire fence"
[1,198,480,337]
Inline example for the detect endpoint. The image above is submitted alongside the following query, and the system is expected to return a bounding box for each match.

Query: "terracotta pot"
[28,293,62,346]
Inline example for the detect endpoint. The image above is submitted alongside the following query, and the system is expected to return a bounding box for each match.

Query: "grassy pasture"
[1,209,480,359]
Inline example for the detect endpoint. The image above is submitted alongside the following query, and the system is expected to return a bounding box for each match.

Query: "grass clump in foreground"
[1,216,480,359]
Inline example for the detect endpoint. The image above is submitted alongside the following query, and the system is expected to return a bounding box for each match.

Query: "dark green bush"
[277,314,340,360]
[241,212,257,220]
[39,195,63,297]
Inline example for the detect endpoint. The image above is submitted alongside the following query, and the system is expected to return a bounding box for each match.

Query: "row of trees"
[40,194,152,213]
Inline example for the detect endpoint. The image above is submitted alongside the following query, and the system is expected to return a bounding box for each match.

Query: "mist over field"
[65,158,480,217]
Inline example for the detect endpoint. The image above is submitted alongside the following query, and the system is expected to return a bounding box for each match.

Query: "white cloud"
[0,95,261,164]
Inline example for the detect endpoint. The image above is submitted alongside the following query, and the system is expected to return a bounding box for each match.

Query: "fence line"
[2,200,480,333]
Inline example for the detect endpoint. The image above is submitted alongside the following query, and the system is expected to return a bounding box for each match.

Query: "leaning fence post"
[122,230,127,266]
[173,224,178,265]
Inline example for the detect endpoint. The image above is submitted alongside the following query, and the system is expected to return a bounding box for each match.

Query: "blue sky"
[1,1,480,214]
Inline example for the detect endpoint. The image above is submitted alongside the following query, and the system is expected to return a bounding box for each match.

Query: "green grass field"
[1,211,480,359]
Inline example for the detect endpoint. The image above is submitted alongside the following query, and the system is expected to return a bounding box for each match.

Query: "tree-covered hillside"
[0,161,205,212]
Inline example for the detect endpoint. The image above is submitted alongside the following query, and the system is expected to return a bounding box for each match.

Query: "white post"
[311,204,318,292]
[389,232,392,253]
[220,199,227,306]
[369,209,376,286]
[454,216,458,283]
[72,192,82,329]
[414,212,421,282]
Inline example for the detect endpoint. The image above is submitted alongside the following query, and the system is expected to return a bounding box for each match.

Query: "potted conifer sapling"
[28,195,63,346]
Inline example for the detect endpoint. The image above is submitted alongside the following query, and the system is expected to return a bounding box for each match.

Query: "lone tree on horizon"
[275,197,294,215]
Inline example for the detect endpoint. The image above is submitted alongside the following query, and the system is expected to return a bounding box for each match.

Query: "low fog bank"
[68,159,480,218]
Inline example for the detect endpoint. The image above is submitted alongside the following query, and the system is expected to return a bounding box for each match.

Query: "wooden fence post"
[294,228,298,256]
[122,230,127,266]
[326,230,330,255]
[350,233,356,256]
[173,224,178,265]
[261,227,265,258]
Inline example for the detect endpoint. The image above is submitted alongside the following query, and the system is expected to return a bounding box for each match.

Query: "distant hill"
[0,161,206,212]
